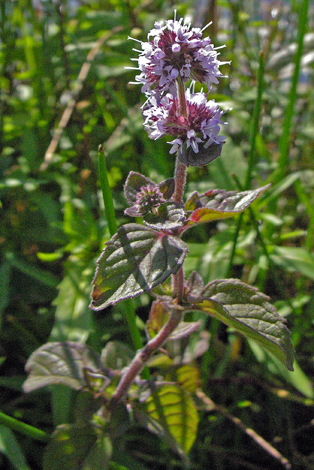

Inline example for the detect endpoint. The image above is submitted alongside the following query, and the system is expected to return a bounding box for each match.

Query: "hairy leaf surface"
[198,279,294,370]
[90,224,188,310]
[184,185,270,228]
[144,202,185,230]
[23,342,103,392]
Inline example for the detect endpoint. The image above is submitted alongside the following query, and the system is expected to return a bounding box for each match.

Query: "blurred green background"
[1,0,314,468]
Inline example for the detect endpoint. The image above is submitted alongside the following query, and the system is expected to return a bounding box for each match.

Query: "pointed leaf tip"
[198,279,294,371]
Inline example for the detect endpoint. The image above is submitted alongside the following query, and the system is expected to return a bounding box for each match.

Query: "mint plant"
[23,14,295,468]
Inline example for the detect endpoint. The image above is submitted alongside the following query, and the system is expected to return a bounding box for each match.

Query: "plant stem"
[171,77,188,303]
[111,307,183,406]
[172,157,187,204]
[98,146,149,379]
[0,411,49,442]
[172,266,185,303]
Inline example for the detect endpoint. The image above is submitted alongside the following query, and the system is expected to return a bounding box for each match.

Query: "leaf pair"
[91,173,270,311]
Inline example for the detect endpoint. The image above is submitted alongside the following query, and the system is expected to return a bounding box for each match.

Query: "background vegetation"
[1,0,314,468]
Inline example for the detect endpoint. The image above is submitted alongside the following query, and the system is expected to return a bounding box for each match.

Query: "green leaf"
[43,424,110,470]
[145,384,199,454]
[144,202,186,231]
[271,246,314,281]
[176,365,201,394]
[0,425,31,470]
[184,185,269,229]
[23,341,103,393]
[198,279,294,371]
[90,224,188,310]
[50,266,95,343]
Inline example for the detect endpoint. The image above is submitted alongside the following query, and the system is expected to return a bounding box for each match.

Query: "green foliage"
[198,279,294,370]
[145,384,199,454]
[1,0,314,469]
[90,224,188,310]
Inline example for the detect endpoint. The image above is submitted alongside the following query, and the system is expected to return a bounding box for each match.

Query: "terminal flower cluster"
[128,14,228,163]
[130,17,226,98]
[143,89,226,154]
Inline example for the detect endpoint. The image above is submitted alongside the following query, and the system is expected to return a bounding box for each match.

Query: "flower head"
[129,16,227,98]
[143,89,226,155]
[135,184,166,214]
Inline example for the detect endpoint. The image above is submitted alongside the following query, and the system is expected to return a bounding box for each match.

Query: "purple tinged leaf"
[198,279,294,371]
[185,191,202,211]
[90,224,188,311]
[124,172,175,207]
[179,143,223,167]
[124,172,155,206]
[23,342,103,393]
[183,184,270,229]
[185,271,204,303]
[168,321,201,340]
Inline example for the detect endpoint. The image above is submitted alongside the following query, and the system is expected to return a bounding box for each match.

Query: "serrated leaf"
[90,224,188,310]
[43,424,110,470]
[145,385,199,454]
[124,172,155,206]
[184,185,270,229]
[124,172,175,206]
[144,202,186,230]
[198,279,294,371]
[23,342,103,392]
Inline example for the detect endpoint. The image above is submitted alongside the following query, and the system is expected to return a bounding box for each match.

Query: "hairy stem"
[172,157,187,203]
[111,307,183,406]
